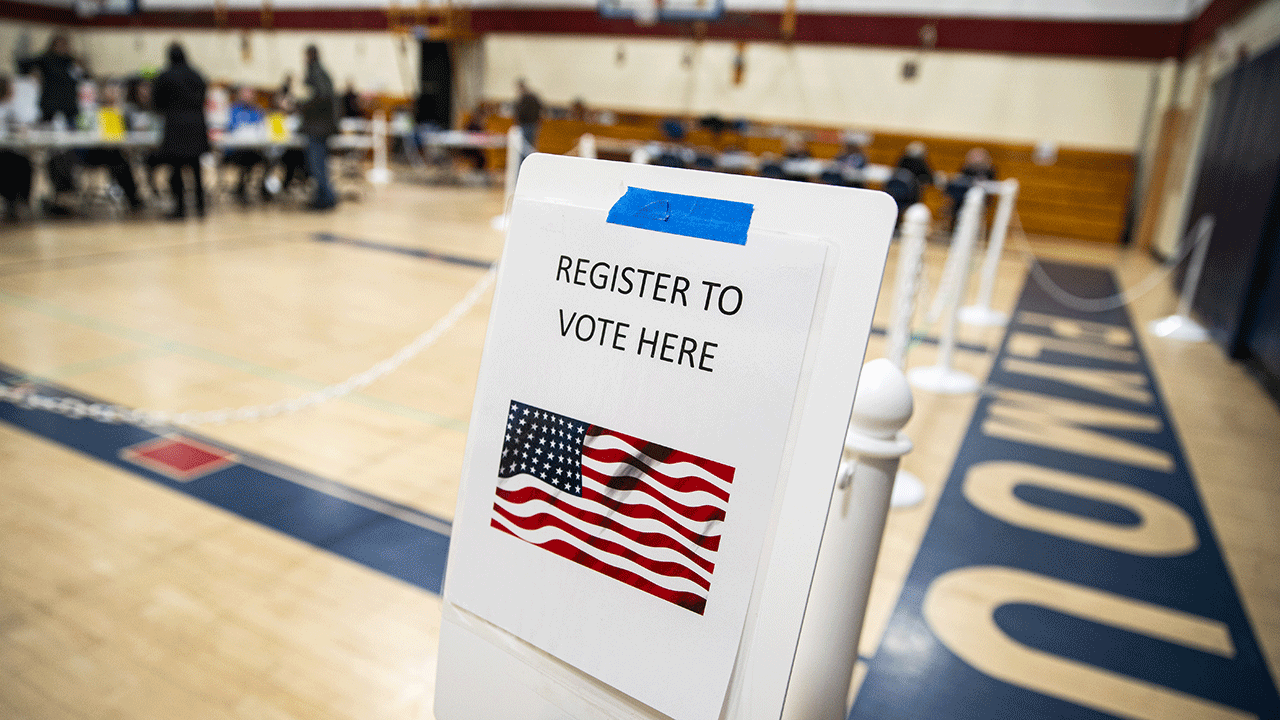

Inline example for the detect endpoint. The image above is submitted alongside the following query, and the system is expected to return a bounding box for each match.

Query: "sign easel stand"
[438,155,897,720]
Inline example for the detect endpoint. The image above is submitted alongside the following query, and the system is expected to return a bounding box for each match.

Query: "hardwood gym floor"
[0,179,1276,719]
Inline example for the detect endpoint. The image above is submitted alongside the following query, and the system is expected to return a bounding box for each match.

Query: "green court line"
[36,347,173,380]
[0,289,469,432]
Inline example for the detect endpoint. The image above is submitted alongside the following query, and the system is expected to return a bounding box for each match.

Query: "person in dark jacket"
[18,34,82,199]
[299,45,338,210]
[152,43,211,219]
[896,141,934,189]
[17,34,81,125]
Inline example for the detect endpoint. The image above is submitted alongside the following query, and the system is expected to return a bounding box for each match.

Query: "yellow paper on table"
[267,112,289,142]
[98,108,125,140]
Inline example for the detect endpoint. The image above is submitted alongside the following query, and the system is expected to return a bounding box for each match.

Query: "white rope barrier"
[1012,211,1215,315]
[909,185,985,395]
[0,267,498,427]
[1147,215,1215,341]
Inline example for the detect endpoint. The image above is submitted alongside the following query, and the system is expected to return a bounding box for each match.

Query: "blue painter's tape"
[606,186,753,245]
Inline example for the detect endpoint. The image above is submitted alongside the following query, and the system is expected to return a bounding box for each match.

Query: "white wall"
[81,28,420,95]
[484,34,1158,150]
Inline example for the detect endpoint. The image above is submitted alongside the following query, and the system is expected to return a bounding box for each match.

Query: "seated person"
[896,141,934,189]
[834,133,867,169]
[781,130,812,182]
[80,82,143,211]
[125,78,165,199]
[341,80,362,119]
[832,134,868,188]
[0,76,34,219]
[945,147,997,228]
[224,85,270,203]
[268,92,308,198]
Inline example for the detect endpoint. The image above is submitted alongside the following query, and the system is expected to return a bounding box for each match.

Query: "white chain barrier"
[1012,212,1215,314]
[0,267,498,428]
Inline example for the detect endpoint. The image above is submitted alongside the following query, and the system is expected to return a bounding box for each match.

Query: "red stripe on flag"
[493,503,711,589]
[491,517,709,615]
[497,484,716,573]
[588,426,735,483]
[582,465,727,523]
[581,444,731,502]
[580,485,721,551]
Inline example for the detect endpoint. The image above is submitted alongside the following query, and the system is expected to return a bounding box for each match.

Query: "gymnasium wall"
[78,28,422,96]
[1147,0,1280,255]
[482,34,1160,152]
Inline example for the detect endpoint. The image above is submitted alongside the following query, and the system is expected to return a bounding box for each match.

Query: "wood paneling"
[485,106,1136,244]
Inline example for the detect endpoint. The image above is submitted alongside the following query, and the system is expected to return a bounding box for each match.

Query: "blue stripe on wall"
[0,365,451,594]
[850,262,1280,719]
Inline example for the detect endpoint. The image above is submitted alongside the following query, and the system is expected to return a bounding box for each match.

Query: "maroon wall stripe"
[0,0,78,24]
[0,1,1266,60]
[1185,0,1267,52]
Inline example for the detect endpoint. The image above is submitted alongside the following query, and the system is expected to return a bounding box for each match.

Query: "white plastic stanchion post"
[960,178,1019,327]
[782,359,913,720]
[909,185,985,394]
[1148,214,1215,341]
[886,204,930,371]
[578,133,597,159]
[884,203,928,508]
[366,110,391,185]
[491,125,525,231]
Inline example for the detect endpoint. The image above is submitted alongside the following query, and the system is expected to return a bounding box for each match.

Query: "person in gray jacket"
[299,45,338,211]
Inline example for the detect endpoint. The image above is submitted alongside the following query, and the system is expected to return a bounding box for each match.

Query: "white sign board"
[438,155,896,720]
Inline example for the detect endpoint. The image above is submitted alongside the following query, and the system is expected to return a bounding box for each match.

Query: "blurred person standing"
[298,45,337,211]
[152,42,210,219]
[514,78,542,170]
[17,33,82,126]
[17,34,84,206]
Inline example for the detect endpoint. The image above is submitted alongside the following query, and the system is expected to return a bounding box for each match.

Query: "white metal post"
[910,185,985,394]
[1149,214,1216,341]
[366,110,391,185]
[578,133,597,159]
[886,204,931,371]
[883,203,928,508]
[960,178,1019,327]
[782,359,914,720]
[491,124,525,231]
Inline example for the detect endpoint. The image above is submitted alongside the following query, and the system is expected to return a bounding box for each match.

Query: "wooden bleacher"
[480,106,1135,245]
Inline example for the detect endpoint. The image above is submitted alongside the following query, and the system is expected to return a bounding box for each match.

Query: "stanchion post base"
[1148,315,1210,342]
[490,214,509,231]
[366,167,392,185]
[958,305,1009,327]
[907,365,980,395]
[890,470,925,508]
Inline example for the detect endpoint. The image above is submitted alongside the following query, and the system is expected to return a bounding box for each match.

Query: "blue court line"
[314,232,495,269]
[851,263,1280,719]
[0,364,451,595]
[868,325,989,354]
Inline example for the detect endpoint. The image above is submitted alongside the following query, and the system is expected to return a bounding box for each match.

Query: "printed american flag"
[491,400,736,615]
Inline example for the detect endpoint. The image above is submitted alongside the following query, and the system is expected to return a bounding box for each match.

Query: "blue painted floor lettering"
[851,262,1279,720]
